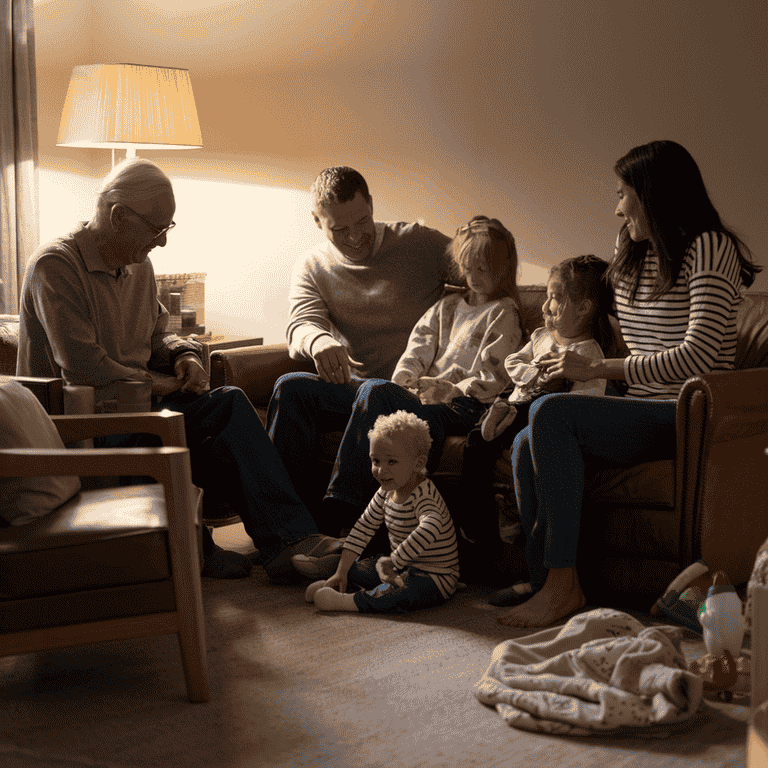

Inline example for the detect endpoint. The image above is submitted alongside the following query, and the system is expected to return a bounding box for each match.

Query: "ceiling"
[34,0,451,76]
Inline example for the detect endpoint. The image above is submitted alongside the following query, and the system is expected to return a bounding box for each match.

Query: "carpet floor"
[0,524,752,768]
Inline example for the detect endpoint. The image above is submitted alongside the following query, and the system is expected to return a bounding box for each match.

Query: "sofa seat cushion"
[586,460,675,509]
[0,483,171,600]
[586,502,680,562]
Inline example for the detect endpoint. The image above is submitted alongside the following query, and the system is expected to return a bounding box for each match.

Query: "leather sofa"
[210,286,768,607]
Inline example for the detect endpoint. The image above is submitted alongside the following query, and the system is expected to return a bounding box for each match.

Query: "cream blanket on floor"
[474,608,704,736]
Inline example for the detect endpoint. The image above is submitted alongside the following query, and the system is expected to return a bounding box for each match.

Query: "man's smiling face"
[313,190,376,262]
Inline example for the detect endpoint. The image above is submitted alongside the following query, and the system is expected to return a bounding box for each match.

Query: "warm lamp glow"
[57,63,202,152]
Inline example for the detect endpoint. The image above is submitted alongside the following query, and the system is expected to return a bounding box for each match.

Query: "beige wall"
[34,0,768,342]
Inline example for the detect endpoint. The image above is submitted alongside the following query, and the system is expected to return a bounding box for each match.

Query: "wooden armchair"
[0,410,209,703]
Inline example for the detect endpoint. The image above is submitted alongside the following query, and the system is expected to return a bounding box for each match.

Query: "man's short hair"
[310,166,370,212]
[96,158,173,214]
[368,410,432,458]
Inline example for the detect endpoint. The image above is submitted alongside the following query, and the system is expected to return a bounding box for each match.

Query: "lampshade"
[57,63,202,151]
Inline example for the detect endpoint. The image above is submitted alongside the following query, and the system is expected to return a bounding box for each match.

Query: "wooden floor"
[0,523,753,768]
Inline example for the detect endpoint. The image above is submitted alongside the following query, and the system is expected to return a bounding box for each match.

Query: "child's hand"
[416,377,458,405]
[376,556,404,587]
[324,571,348,594]
[393,370,417,388]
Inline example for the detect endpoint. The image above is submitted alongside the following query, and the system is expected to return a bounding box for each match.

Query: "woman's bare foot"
[497,568,586,628]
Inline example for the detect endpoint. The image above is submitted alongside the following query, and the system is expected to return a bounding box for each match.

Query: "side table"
[197,336,264,374]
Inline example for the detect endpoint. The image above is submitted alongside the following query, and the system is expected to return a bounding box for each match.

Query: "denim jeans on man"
[98,386,318,563]
[267,373,487,513]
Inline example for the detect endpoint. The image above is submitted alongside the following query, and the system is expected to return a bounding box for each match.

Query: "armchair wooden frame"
[0,410,210,703]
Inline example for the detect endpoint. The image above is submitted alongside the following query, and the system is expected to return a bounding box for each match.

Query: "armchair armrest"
[51,410,187,447]
[676,367,768,581]
[210,343,314,409]
[0,445,197,552]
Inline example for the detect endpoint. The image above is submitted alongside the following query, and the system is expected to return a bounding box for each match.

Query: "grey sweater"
[17,224,200,407]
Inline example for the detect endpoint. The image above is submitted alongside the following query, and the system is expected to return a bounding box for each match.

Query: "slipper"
[292,553,342,580]
[488,581,534,607]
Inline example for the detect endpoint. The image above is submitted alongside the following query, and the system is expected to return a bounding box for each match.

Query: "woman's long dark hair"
[606,140,760,303]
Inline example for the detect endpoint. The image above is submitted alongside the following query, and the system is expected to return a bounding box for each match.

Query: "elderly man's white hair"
[96,158,173,214]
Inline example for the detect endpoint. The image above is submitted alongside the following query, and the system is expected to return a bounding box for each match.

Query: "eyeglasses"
[117,205,176,241]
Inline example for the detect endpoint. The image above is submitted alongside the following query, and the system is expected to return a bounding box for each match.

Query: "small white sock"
[314,587,359,612]
[305,580,328,603]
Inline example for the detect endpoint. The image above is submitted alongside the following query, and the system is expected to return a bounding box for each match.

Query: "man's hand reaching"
[312,341,363,384]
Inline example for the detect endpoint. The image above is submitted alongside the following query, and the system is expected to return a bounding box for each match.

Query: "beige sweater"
[286,221,452,381]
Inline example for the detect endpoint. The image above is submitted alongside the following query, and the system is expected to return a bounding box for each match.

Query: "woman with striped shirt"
[497,140,761,628]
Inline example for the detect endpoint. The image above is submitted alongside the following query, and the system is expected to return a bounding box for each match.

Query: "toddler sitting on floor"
[302,411,459,614]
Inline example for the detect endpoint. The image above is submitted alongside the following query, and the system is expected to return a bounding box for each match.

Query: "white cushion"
[0,378,81,525]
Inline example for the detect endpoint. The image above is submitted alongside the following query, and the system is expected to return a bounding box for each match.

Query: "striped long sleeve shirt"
[614,231,744,399]
[344,478,460,599]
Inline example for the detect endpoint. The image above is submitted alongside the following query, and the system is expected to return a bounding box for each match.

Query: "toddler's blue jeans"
[348,554,449,614]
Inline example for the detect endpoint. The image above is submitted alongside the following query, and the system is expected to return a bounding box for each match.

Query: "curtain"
[0,0,38,315]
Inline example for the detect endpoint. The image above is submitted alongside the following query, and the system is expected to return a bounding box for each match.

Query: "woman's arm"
[536,351,627,384]
[621,232,742,389]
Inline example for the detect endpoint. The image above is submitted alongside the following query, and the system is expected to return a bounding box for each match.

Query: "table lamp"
[57,63,202,165]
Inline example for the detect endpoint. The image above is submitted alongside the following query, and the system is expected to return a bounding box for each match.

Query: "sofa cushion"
[0,378,81,526]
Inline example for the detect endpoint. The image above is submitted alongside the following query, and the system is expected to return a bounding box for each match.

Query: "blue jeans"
[348,554,449,614]
[99,386,318,563]
[267,373,487,511]
[267,372,367,511]
[512,393,677,591]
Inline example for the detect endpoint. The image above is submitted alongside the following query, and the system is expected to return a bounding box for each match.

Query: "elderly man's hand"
[174,354,210,394]
[148,371,184,397]
[312,341,363,385]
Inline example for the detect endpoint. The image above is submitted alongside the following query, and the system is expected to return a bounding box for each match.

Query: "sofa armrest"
[209,343,315,409]
[676,367,768,582]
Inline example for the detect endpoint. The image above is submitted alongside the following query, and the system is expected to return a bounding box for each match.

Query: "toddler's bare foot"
[481,401,518,441]
[497,568,586,628]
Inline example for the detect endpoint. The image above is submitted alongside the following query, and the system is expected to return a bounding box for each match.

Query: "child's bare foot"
[497,568,586,628]
[481,401,518,441]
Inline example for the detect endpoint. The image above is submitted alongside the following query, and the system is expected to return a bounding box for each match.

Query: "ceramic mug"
[116,380,153,413]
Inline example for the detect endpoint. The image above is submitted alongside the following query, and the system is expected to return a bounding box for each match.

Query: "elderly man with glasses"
[17,158,343,580]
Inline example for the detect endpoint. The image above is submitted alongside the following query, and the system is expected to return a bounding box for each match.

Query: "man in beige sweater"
[267,166,452,532]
